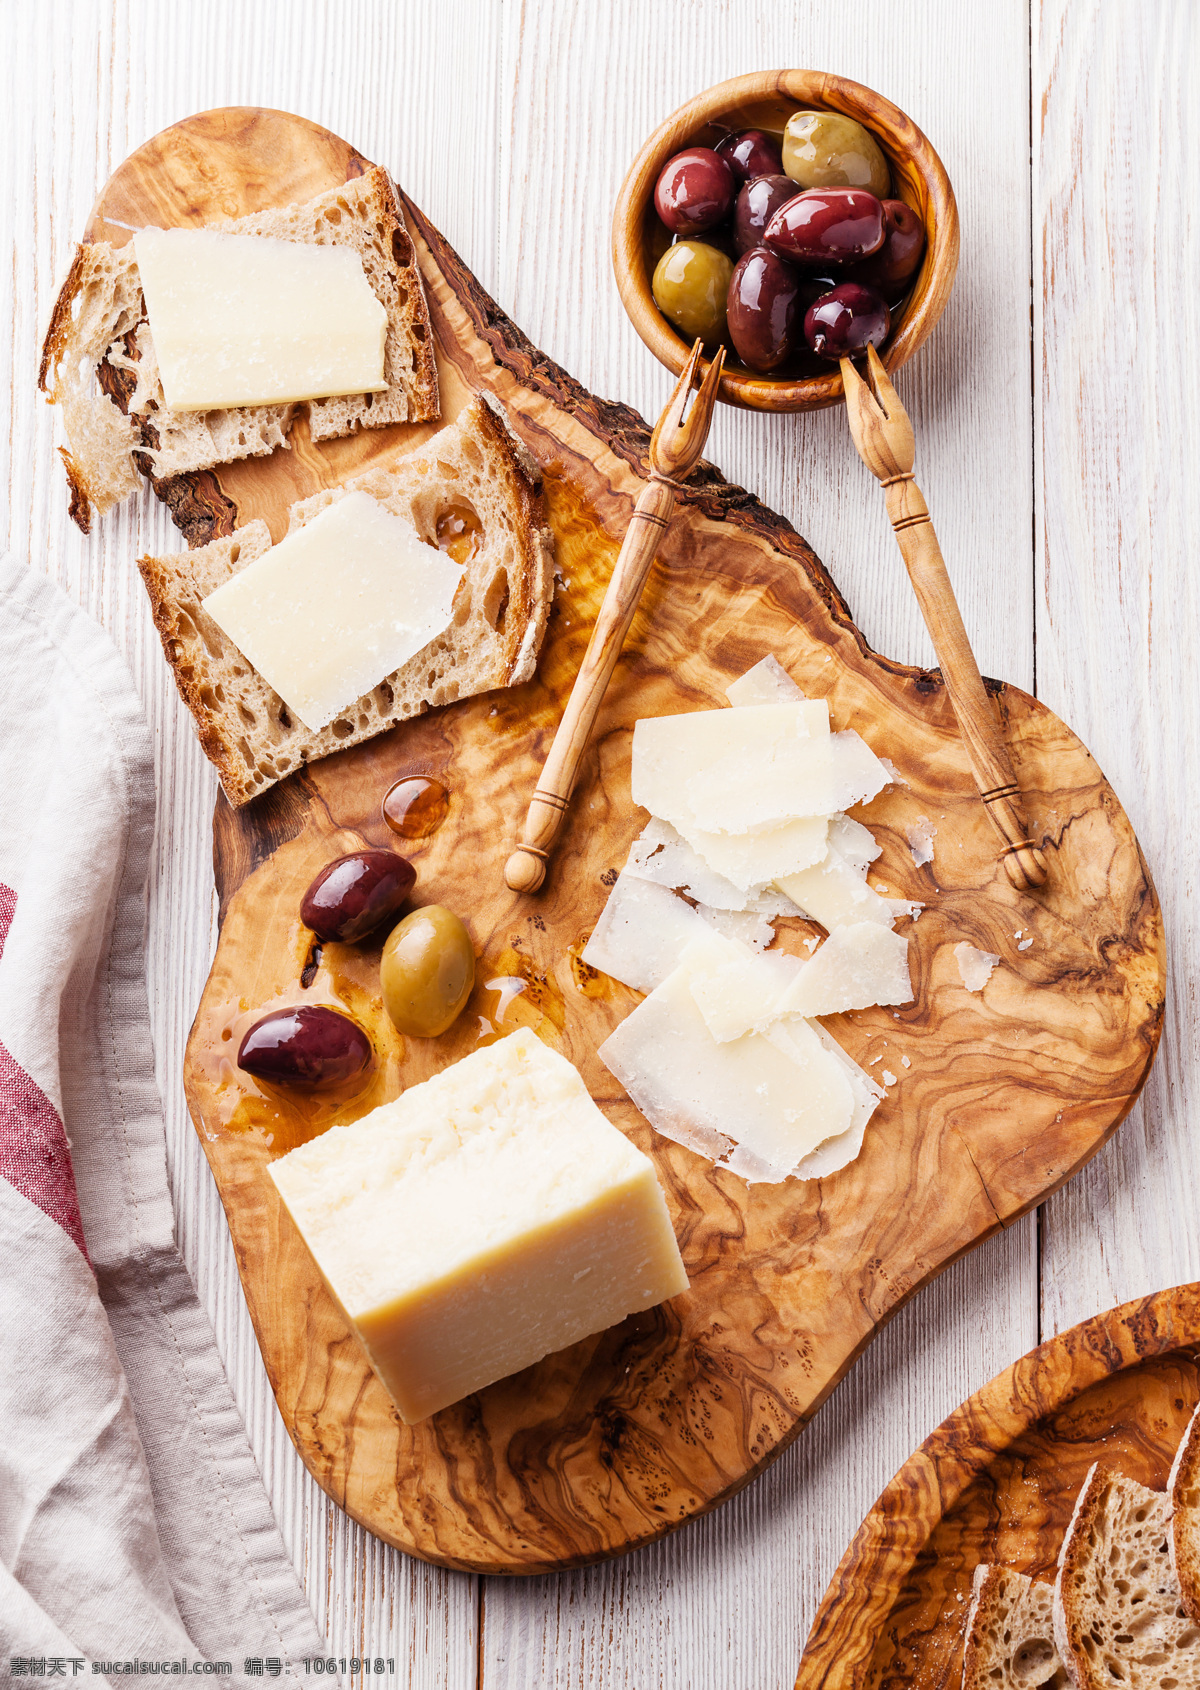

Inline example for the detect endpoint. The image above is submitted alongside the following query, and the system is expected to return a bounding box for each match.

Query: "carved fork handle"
[504,475,676,894]
[882,473,1048,891]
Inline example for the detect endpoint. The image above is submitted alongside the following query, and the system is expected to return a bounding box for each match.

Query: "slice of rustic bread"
[1053,1463,1200,1687]
[137,395,555,806]
[1170,1403,1200,1622]
[962,1565,1067,1690]
[40,166,439,531]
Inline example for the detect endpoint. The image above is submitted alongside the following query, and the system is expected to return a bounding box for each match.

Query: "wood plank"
[1033,0,1200,1342]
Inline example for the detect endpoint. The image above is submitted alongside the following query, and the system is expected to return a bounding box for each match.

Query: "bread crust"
[1171,1403,1200,1622]
[137,395,555,805]
[38,241,89,395]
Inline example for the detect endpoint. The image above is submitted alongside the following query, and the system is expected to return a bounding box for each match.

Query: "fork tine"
[840,350,914,481]
[840,355,880,464]
[864,343,902,420]
[652,338,705,445]
[651,344,725,477]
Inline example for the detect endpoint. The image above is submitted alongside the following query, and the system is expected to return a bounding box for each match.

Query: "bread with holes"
[136,395,555,805]
[1052,1463,1200,1687]
[962,1564,1067,1689]
[39,166,439,531]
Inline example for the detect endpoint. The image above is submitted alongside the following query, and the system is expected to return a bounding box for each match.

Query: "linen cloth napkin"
[0,554,328,1682]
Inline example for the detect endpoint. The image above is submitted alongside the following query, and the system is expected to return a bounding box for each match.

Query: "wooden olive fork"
[841,344,1048,892]
[505,339,725,893]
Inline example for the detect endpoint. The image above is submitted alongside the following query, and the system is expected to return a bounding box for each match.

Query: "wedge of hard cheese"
[268,1028,689,1424]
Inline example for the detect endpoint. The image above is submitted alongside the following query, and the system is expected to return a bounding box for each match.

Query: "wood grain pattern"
[12,2,1193,1680]
[80,107,1164,1574]
[1033,0,1200,1346]
[797,1281,1200,1689]
[610,68,959,412]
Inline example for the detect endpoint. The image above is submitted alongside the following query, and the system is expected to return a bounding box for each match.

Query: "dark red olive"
[300,850,416,944]
[238,1006,372,1090]
[715,128,784,184]
[804,282,891,360]
[732,174,799,257]
[764,188,886,266]
[653,147,736,237]
[845,199,926,297]
[727,248,801,373]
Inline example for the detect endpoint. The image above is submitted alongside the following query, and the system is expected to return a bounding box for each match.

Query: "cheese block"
[133,226,389,410]
[202,490,462,732]
[268,1029,688,1425]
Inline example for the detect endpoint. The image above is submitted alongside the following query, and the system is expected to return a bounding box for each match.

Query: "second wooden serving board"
[87,108,1164,1574]
[797,1281,1200,1689]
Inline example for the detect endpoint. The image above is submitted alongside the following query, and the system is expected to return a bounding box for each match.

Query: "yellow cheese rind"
[134,227,388,410]
[268,1028,688,1424]
[202,491,462,731]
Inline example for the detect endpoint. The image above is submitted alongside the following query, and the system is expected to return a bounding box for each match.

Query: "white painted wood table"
[3,0,1197,1683]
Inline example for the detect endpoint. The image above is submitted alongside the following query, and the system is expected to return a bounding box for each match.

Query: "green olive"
[651,241,733,346]
[380,905,475,1038]
[781,111,891,197]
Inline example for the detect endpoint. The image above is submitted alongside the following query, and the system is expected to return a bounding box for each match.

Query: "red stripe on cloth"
[0,882,15,960]
[0,883,91,1264]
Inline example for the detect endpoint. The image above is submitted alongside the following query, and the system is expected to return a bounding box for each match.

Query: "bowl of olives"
[612,70,959,411]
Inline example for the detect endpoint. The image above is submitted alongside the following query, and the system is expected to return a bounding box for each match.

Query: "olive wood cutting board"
[88,108,1164,1575]
[797,1281,1200,1689]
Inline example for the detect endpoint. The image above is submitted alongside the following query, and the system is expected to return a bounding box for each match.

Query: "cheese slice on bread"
[962,1565,1067,1690]
[137,395,555,805]
[39,166,439,531]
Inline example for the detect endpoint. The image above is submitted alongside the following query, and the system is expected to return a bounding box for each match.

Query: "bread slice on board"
[39,166,439,532]
[962,1564,1068,1689]
[137,395,555,806]
[1170,1402,1200,1622]
[1053,1463,1200,1687]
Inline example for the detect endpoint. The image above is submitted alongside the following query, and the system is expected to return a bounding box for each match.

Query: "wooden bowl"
[612,70,960,412]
